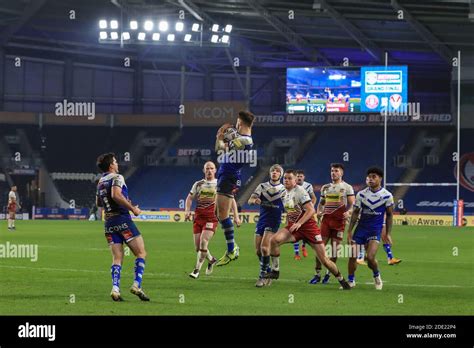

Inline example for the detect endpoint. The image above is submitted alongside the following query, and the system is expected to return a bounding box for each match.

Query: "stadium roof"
[0,0,473,72]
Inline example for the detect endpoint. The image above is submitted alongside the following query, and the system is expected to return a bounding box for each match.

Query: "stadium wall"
[121,210,474,227]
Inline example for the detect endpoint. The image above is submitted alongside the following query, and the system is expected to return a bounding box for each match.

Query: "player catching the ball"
[214,111,255,266]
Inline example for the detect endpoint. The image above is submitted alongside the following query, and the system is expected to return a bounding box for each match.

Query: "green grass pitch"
[0,220,473,315]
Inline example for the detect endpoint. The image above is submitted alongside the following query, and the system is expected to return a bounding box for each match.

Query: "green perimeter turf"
[0,220,472,315]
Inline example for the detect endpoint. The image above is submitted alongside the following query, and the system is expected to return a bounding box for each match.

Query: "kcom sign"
[194,107,234,119]
[184,101,246,126]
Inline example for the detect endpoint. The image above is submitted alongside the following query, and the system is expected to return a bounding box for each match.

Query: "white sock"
[206,250,213,261]
[272,256,280,271]
[7,219,12,228]
[195,251,206,271]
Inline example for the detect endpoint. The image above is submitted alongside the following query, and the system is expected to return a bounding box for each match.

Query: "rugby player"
[214,111,255,266]
[96,153,150,301]
[248,164,285,287]
[347,166,394,290]
[186,161,241,279]
[7,186,18,231]
[293,170,317,260]
[264,169,351,290]
[310,163,354,284]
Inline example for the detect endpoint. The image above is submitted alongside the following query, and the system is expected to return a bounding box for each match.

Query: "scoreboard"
[286,66,408,114]
[360,66,408,113]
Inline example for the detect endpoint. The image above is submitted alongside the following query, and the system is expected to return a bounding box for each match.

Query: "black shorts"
[217,174,241,198]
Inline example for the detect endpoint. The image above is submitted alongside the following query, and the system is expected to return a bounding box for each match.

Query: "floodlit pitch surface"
[0,221,472,315]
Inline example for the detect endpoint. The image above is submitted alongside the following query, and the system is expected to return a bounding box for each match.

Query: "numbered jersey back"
[97,172,130,220]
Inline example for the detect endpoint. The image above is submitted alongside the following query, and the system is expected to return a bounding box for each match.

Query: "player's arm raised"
[215,123,231,152]
[111,186,141,216]
[289,201,315,232]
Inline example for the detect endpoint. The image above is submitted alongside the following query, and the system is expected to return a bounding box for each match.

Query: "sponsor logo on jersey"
[106,222,129,233]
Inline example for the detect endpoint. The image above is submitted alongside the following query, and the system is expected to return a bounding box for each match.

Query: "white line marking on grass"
[0,265,473,289]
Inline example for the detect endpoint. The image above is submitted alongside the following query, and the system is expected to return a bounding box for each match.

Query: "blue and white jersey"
[217,133,254,178]
[355,187,393,232]
[252,181,285,227]
[97,172,130,221]
[299,181,315,202]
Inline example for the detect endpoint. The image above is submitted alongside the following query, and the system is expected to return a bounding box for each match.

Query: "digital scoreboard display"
[360,66,408,112]
[286,66,408,114]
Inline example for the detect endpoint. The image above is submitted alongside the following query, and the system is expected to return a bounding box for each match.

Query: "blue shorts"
[104,216,141,245]
[352,227,382,245]
[217,173,241,198]
[255,223,279,236]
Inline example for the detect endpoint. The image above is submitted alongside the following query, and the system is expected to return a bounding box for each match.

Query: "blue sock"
[383,244,393,260]
[373,270,380,278]
[111,264,121,289]
[261,256,271,277]
[348,274,355,283]
[293,242,299,255]
[221,217,234,252]
[134,258,145,288]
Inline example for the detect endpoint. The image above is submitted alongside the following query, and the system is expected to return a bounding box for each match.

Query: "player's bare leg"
[322,239,340,284]
[202,230,217,275]
[189,233,202,278]
[382,226,401,265]
[110,243,124,301]
[347,243,359,287]
[215,194,239,266]
[191,230,215,278]
[8,211,15,231]
[310,242,351,290]
[310,235,329,284]
[366,240,383,290]
[127,236,150,301]
[264,228,295,281]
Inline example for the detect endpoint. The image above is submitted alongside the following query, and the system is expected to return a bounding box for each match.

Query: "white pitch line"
[0,264,472,289]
